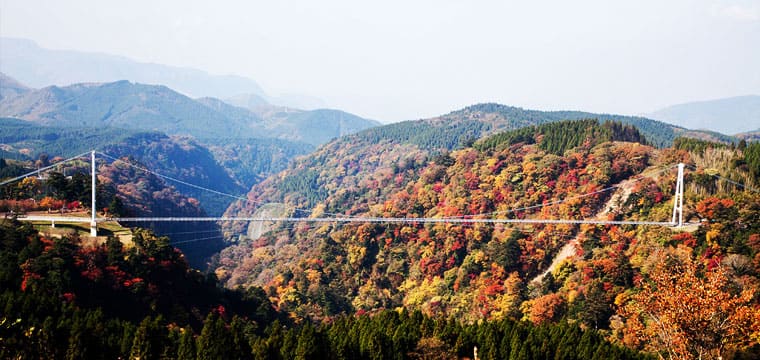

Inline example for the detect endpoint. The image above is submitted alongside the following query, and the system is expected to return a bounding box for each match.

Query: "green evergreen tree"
[295,322,320,360]
[177,326,196,360]
[229,316,253,359]
[65,316,86,360]
[196,313,232,360]
[279,329,298,360]
[130,317,156,360]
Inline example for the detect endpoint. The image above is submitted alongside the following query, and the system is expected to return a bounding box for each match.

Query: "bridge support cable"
[437,164,679,221]
[0,151,91,187]
[96,151,364,219]
[97,151,251,202]
[110,216,675,226]
[685,164,760,193]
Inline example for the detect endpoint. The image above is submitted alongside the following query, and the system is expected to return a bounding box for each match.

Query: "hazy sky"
[1,0,759,122]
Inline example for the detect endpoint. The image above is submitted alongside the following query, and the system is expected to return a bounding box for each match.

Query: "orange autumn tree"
[618,248,760,360]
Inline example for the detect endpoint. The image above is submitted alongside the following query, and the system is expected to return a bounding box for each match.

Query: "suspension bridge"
[0,150,750,238]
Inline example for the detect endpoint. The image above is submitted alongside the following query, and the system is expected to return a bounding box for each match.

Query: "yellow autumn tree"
[618,248,760,360]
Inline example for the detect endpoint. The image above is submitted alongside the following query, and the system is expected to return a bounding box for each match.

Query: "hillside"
[218,120,659,317]
[737,129,760,143]
[0,221,652,359]
[203,138,314,188]
[0,80,253,139]
[647,95,760,135]
[218,120,760,357]
[0,118,244,216]
[0,153,225,266]
[355,103,734,150]
[97,158,226,266]
[0,73,29,101]
[223,97,382,146]
[0,75,379,147]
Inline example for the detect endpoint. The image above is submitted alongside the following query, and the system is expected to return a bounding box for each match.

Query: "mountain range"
[0,37,327,109]
[351,102,736,150]
[647,95,760,135]
[0,74,380,144]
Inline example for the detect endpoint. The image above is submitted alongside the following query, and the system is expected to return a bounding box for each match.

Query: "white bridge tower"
[671,163,685,228]
[90,151,97,237]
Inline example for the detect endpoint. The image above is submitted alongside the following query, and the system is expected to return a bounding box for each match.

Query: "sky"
[1,0,759,123]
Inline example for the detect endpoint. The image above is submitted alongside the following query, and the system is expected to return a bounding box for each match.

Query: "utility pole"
[90,151,97,237]
[671,163,684,228]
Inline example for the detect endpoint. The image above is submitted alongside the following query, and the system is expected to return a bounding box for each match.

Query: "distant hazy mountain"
[266,92,328,110]
[647,95,760,135]
[737,129,760,142]
[0,72,30,101]
[225,92,327,111]
[224,98,380,146]
[225,93,271,110]
[0,37,329,110]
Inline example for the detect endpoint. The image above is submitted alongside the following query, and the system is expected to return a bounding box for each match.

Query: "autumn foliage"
[619,248,760,360]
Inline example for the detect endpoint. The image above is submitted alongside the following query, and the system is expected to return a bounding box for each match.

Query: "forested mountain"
[0,74,378,148]
[647,95,760,135]
[0,69,373,211]
[0,80,253,139]
[200,96,380,146]
[0,74,375,213]
[355,103,735,150]
[218,120,760,358]
[0,118,243,216]
[202,138,314,188]
[224,95,382,146]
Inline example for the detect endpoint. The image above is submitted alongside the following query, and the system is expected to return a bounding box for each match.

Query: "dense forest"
[203,137,314,189]
[219,120,760,359]
[473,119,646,154]
[0,118,153,161]
[0,220,652,359]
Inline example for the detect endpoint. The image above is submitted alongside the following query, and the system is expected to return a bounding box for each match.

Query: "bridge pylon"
[671,163,685,228]
[90,151,97,237]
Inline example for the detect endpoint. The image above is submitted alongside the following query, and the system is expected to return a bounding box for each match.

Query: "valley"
[1,72,759,359]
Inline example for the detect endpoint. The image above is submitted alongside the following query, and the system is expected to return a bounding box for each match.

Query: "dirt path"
[530,176,640,284]
[532,239,578,284]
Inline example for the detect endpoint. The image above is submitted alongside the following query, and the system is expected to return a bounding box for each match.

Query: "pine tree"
[279,329,298,360]
[130,317,156,360]
[230,316,253,359]
[196,313,232,360]
[177,326,196,360]
[65,316,86,360]
[295,323,320,360]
